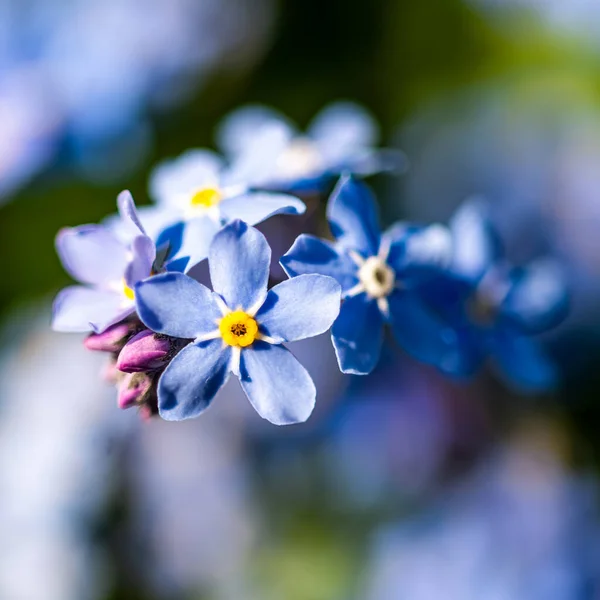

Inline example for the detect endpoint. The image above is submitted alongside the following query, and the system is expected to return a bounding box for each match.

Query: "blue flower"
[134,149,306,268]
[281,175,454,375]
[421,200,569,391]
[134,220,342,425]
[217,102,405,193]
[52,192,157,333]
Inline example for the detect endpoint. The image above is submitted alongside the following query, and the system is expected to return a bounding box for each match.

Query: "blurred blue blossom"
[362,431,600,600]
[217,101,403,193]
[282,176,453,375]
[422,200,568,391]
[0,0,274,198]
[135,220,341,425]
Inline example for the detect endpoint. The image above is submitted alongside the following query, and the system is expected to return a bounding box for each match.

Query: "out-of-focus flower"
[422,200,568,391]
[0,0,274,199]
[0,307,134,600]
[140,149,306,266]
[52,194,156,333]
[135,220,341,425]
[218,101,404,193]
[282,175,452,375]
[361,428,600,600]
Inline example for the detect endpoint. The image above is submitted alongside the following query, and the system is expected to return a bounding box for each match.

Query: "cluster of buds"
[84,320,187,419]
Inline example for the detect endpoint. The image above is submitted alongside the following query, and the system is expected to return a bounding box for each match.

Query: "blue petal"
[52,286,132,333]
[175,216,220,270]
[501,259,569,334]
[331,294,383,375]
[309,101,378,165]
[158,340,232,421]
[388,290,457,368]
[135,272,222,339]
[216,105,292,157]
[490,331,558,393]
[238,341,316,425]
[124,235,156,287]
[280,234,359,293]
[256,274,341,343]
[449,200,502,283]
[385,223,452,286]
[149,149,223,207]
[209,220,270,311]
[56,225,128,286]
[326,175,381,256]
[219,192,306,226]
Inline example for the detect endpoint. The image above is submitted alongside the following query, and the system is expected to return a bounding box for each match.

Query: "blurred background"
[2,0,600,598]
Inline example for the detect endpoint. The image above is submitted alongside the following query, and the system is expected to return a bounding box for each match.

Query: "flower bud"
[84,322,134,353]
[116,330,171,373]
[117,372,153,409]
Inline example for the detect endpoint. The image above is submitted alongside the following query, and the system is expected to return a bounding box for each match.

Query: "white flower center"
[357,256,395,298]
[276,138,323,178]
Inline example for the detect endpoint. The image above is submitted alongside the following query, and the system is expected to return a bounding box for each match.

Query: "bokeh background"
[2,0,600,598]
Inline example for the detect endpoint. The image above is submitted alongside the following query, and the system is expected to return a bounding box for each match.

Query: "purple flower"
[52,192,156,333]
[134,220,342,425]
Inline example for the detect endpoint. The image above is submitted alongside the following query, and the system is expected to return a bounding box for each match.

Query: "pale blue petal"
[56,225,128,286]
[501,260,569,334]
[149,149,223,207]
[223,122,293,187]
[135,272,222,339]
[158,340,232,421]
[105,204,178,245]
[125,235,156,287]
[209,220,271,311]
[309,101,378,165]
[491,331,558,393]
[219,192,306,226]
[117,190,146,236]
[216,105,293,157]
[239,341,316,425]
[388,291,454,368]
[327,175,381,256]
[332,294,383,375]
[175,216,221,270]
[280,234,359,293]
[450,200,501,282]
[256,274,341,343]
[52,286,132,333]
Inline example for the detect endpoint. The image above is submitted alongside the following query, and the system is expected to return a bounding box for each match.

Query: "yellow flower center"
[219,311,259,347]
[190,187,222,208]
[122,279,135,301]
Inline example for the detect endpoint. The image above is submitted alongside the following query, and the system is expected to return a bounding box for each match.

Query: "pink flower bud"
[116,330,171,373]
[84,322,134,353]
[117,372,153,409]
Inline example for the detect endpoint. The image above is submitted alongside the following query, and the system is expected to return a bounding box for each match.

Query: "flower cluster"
[52,103,569,425]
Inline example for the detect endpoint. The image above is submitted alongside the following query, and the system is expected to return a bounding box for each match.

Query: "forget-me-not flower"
[52,192,157,333]
[134,220,342,425]
[421,200,569,390]
[217,102,404,193]
[136,149,306,267]
[281,175,453,375]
